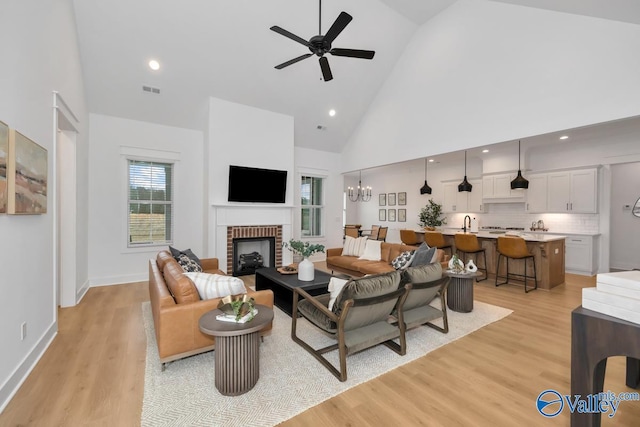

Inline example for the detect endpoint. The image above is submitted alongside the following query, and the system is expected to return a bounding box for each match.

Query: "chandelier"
[348,170,372,202]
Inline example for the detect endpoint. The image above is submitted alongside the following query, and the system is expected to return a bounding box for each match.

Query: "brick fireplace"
[226,225,283,274]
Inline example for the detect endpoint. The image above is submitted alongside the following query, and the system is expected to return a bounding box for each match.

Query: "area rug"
[141,301,512,427]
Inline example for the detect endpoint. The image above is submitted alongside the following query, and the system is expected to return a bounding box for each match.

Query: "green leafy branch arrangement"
[282,239,325,258]
[418,198,447,228]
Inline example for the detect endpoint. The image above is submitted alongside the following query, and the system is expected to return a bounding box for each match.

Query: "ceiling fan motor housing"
[309,35,331,56]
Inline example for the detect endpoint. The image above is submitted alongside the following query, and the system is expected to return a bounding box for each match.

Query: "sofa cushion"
[156,250,175,272]
[298,294,337,333]
[391,250,416,270]
[169,246,202,267]
[411,243,437,267]
[358,239,382,261]
[176,254,203,272]
[183,272,246,300]
[341,236,368,256]
[163,261,201,304]
[332,271,401,316]
[326,255,361,272]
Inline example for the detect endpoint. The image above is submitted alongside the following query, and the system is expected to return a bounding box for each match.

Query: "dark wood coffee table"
[255,267,335,316]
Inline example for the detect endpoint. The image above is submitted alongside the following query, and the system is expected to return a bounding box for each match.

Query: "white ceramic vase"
[466,259,478,273]
[298,257,315,281]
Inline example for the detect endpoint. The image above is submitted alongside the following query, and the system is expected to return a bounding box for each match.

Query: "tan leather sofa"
[326,242,447,277]
[149,250,274,369]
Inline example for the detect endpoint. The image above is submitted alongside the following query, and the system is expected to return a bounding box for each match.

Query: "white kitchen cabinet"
[565,235,598,275]
[525,173,548,212]
[547,168,597,213]
[482,173,525,200]
[443,179,483,213]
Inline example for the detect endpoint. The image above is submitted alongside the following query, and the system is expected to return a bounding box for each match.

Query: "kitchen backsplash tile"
[446,203,599,234]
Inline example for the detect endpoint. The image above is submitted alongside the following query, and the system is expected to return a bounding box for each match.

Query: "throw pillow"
[176,254,203,272]
[183,272,247,300]
[358,239,383,261]
[391,250,416,270]
[327,277,350,311]
[411,243,436,267]
[341,236,368,257]
[169,246,202,267]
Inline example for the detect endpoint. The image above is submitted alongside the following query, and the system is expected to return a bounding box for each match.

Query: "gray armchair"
[291,271,411,382]
[398,263,450,333]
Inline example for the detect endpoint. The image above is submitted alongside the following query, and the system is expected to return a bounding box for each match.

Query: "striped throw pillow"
[183,272,247,300]
[341,236,368,256]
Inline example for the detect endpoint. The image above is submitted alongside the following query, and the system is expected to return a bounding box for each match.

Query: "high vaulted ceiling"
[72,0,640,153]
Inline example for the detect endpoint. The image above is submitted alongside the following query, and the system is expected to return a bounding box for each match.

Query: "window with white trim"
[301,175,323,237]
[128,160,173,246]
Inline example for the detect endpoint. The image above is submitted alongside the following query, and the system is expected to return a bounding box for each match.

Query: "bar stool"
[399,229,419,246]
[453,233,487,282]
[423,232,453,257]
[495,236,537,293]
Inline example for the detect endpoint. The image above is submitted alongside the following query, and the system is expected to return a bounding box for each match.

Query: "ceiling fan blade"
[323,12,352,44]
[330,48,375,60]
[319,56,333,82]
[270,26,311,48]
[274,53,313,69]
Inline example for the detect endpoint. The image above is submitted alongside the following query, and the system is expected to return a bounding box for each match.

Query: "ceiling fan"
[270,0,376,82]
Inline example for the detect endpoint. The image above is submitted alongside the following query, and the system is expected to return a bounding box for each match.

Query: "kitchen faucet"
[463,215,471,233]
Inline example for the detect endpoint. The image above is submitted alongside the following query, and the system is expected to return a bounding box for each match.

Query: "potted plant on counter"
[282,239,325,281]
[418,198,447,230]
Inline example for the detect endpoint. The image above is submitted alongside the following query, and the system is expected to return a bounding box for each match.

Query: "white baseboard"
[76,279,90,304]
[89,273,147,287]
[0,321,57,413]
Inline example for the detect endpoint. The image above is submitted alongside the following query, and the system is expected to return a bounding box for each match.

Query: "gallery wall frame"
[0,121,8,213]
[379,208,386,221]
[8,129,48,214]
[398,192,406,205]
[398,208,406,222]
[388,192,396,206]
[379,193,386,206]
[388,208,396,222]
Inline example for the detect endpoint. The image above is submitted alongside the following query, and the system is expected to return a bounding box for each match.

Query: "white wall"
[0,0,88,412]
[87,114,204,285]
[342,0,640,172]
[610,162,640,270]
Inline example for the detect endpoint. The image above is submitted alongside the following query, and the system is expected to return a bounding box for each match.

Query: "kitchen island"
[417,230,566,290]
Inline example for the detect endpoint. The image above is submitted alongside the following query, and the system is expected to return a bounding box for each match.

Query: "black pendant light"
[458,150,472,192]
[420,158,432,194]
[510,140,529,190]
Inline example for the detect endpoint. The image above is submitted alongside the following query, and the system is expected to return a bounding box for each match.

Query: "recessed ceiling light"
[148,60,160,71]
[428,159,434,163]
[329,109,336,117]
[559,135,569,140]
[482,149,489,153]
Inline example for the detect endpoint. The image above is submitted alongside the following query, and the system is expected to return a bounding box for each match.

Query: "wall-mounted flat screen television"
[228,165,287,203]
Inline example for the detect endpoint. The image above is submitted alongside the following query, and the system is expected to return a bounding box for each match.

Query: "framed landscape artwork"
[388,192,396,206]
[379,208,386,221]
[388,208,396,222]
[398,208,406,222]
[8,129,47,214]
[0,121,8,213]
[398,192,407,205]
[379,193,386,206]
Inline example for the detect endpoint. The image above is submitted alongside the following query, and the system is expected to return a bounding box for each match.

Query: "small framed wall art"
[398,208,406,222]
[379,208,386,221]
[398,192,407,206]
[0,121,8,213]
[388,192,396,206]
[8,129,48,214]
[388,208,396,222]
[379,193,386,206]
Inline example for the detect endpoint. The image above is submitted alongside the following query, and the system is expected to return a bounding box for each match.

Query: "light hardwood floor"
[1,266,639,426]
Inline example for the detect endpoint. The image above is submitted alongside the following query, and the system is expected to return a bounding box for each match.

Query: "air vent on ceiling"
[142,85,161,94]
[317,125,327,130]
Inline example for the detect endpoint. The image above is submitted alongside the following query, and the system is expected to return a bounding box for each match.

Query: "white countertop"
[417,229,566,242]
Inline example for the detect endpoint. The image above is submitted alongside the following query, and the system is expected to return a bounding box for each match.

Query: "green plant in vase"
[282,239,325,281]
[418,198,447,230]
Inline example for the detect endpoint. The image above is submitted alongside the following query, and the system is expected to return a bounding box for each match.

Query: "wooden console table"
[571,306,640,427]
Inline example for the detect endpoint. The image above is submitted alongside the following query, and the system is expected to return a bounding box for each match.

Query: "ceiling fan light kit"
[270,0,375,81]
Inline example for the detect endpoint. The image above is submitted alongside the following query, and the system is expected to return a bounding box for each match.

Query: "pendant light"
[510,140,529,190]
[458,150,472,192]
[420,158,432,195]
[348,170,372,202]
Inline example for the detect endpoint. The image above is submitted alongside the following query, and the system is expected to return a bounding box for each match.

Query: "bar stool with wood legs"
[423,231,453,257]
[453,233,487,282]
[495,236,537,293]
